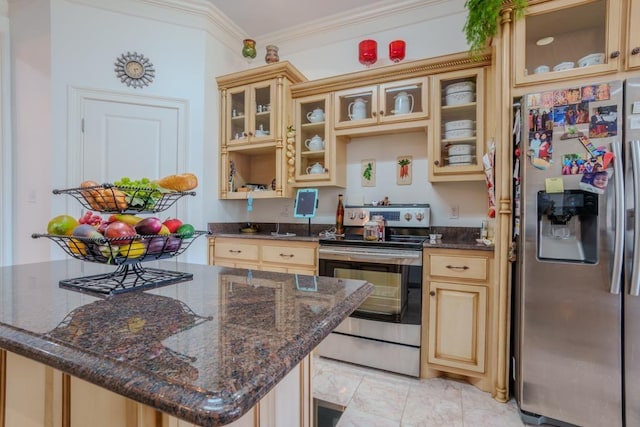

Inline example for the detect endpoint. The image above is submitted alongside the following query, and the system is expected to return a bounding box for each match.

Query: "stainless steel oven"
[315,205,429,377]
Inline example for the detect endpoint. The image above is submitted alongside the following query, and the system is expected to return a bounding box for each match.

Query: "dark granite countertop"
[208,223,494,252]
[0,260,372,426]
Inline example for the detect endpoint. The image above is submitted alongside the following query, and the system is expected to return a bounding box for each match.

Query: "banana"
[110,214,143,226]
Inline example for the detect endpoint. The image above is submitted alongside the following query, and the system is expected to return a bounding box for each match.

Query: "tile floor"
[312,355,527,427]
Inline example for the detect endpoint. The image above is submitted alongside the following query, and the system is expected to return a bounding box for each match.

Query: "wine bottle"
[336,194,344,236]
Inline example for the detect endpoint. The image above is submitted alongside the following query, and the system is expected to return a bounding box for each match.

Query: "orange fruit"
[47,215,79,236]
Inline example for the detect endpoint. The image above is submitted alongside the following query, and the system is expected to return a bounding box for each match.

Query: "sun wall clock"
[114,52,155,89]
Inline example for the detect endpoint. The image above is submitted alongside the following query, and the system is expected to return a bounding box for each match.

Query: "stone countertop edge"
[209,232,494,251]
[0,263,374,427]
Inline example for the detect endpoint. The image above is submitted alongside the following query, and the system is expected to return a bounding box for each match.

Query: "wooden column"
[492,4,515,403]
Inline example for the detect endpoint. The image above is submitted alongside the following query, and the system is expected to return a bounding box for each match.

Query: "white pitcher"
[306,162,326,174]
[304,135,325,151]
[393,91,414,115]
[306,108,325,123]
[348,97,367,120]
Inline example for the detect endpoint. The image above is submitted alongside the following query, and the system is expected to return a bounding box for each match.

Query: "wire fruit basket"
[53,183,196,213]
[37,180,205,296]
[32,231,209,296]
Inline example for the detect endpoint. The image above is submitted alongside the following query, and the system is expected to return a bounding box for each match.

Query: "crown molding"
[263,0,458,44]
[65,0,246,53]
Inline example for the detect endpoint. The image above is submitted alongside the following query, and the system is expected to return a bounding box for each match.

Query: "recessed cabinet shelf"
[294,93,346,187]
[512,0,624,86]
[430,68,486,182]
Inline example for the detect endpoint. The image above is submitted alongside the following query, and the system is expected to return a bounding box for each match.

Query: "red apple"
[163,218,183,233]
[105,221,137,246]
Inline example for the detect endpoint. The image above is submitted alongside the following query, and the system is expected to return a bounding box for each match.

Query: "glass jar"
[242,39,257,60]
[363,221,379,241]
[372,215,386,241]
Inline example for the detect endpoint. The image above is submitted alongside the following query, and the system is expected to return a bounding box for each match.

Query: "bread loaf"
[80,180,104,210]
[155,173,198,191]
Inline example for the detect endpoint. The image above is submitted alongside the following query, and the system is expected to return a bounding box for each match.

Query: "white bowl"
[444,129,476,139]
[553,61,575,71]
[448,144,474,156]
[448,154,475,164]
[578,53,605,67]
[445,81,476,95]
[444,119,475,132]
[534,65,550,74]
[445,91,475,106]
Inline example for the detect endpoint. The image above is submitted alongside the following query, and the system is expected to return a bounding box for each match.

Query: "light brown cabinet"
[333,77,429,132]
[421,249,495,393]
[209,237,318,275]
[217,62,306,199]
[2,349,311,427]
[293,93,347,187]
[512,0,625,87]
[429,68,486,182]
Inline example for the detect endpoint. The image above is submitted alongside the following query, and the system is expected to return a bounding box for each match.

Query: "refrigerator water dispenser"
[537,190,598,263]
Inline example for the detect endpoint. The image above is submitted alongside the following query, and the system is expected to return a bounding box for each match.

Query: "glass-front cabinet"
[628,0,640,70]
[217,62,306,199]
[294,94,346,187]
[429,68,485,182]
[512,0,622,86]
[226,82,275,145]
[333,77,428,130]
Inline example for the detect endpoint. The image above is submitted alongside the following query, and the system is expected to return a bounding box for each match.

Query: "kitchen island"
[0,260,372,427]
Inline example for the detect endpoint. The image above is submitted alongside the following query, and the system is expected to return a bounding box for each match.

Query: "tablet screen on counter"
[293,189,318,218]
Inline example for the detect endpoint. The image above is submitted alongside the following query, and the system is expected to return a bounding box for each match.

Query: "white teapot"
[306,108,325,123]
[393,91,414,115]
[304,135,325,151]
[306,162,326,174]
[348,97,367,120]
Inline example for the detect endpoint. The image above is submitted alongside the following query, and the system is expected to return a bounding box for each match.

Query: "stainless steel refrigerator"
[514,78,640,427]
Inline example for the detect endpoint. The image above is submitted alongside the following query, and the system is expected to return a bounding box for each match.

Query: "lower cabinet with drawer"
[209,237,318,275]
[421,248,495,395]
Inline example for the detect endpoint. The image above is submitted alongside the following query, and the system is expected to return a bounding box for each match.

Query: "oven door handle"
[318,248,421,260]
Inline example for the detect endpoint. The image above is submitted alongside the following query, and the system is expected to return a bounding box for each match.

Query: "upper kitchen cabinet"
[225,83,275,145]
[429,68,486,182]
[512,0,622,87]
[332,77,428,133]
[293,94,346,187]
[627,0,640,70]
[217,62,307,199]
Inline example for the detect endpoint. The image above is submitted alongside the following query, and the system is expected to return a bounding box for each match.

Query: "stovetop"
[319,228,429,250]
[320,204,431,250]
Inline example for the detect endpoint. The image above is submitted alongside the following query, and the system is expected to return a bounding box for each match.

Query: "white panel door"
[82,99,180,183]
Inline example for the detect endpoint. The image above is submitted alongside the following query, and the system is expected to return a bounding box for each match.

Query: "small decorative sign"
[397,156,412,185]
[361,159,376,187]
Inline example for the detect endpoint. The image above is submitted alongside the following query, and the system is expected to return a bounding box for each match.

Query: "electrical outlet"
[449,205,459,219]
[280,204,291,218]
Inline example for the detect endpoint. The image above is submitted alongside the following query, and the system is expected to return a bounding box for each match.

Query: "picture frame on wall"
[361,159,376,187]
[397,156,412,185]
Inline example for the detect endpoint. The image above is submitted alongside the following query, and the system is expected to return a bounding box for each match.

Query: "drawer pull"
[632,47,640,56]
[279,253,295,258]
[446,265,469,271]
[229,249,242,254]
[610,50,620,59]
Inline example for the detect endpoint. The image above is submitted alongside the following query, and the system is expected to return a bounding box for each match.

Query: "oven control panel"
[344,204,430,227]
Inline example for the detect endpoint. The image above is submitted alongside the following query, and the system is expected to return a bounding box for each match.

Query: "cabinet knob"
[372,111,377,117]
[434,160,440,166]
[429,291,436,296]
[610,51,620,59]
[632,47,640,56]
[379,110,384,116]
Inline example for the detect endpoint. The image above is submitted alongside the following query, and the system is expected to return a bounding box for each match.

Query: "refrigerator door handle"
[611,140,624,295]
[630,140,640,297]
